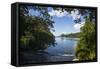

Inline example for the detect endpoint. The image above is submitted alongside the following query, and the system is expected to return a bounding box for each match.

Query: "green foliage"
[75,17,96,60]
[19,6,55,52]
[61,32,80,38]
[53,8,96,23]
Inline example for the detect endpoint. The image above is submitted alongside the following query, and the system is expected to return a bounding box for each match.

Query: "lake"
[45,37,78,56]
[20,37,78,64]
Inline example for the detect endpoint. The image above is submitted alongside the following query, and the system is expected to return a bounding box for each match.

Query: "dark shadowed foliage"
[19,5,55,52]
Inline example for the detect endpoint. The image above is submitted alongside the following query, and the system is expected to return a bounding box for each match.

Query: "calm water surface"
[45,37,78,56]
[20,37,78,64]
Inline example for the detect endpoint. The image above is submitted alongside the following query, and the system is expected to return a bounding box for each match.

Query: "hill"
[61,32,80,38]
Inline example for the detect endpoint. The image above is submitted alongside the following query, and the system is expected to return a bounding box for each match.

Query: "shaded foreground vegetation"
[19,6,56,52]
[75,17,96,60]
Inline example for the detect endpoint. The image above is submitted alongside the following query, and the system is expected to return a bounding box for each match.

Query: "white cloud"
[74,21,85,30]
[49,10,68,17]
[49,9,82,20]
[70,9,81,20]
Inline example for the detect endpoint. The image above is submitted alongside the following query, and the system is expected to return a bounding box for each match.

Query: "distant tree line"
[61,32,80,38]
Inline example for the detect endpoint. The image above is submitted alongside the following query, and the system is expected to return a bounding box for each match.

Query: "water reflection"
[20,37,78,64]
[45,37,78,56]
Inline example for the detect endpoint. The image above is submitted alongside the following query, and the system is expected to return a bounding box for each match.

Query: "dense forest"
[19,5,96,61]
[61,32,80,38]
[75,17,96,60]
[19,6,56,52]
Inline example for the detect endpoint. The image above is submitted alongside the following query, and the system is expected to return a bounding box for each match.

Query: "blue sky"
[29,7,85,36]
[52,15,80,36]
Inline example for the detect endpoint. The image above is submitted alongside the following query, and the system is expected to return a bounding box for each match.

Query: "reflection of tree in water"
[19,6,56,64]
[61,37,65,40]
[20,51,51,64]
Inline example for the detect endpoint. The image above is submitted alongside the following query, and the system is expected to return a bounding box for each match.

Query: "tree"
[19,5,55,52]
[53,7,96,23]
[75,17,96,60]
[60,32,80,38]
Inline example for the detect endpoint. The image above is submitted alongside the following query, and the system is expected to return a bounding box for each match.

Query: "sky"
[29,7,85,36]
